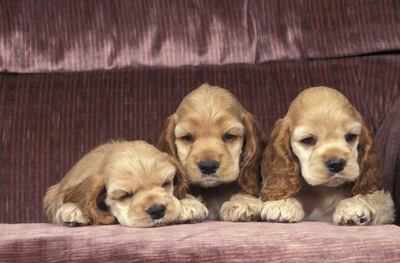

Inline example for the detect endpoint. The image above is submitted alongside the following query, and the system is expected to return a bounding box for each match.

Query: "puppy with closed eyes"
[158,84,266,221]
[260,87,395,225]
[43,141,208,227]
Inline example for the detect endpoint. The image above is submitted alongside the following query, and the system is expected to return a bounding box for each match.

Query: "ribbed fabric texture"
[0,55,399,223]
[1,222,400,262]
[0,0,400,72]
[376,99,400,225]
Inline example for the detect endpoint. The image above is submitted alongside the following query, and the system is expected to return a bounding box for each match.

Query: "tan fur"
[333,190,395,225]
[158,84,266,221]
[260,87,395,225]
[178,194,209,222]
[43,141,207,227]
[261,198,305,223]
[220,193,264,222]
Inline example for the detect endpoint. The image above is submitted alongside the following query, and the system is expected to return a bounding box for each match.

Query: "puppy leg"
[220,194,263,222]
[333,190,395,225]
[366,190,395,224]
[261,198,305,223]
[55,202,90,226]
[178,195,209,223]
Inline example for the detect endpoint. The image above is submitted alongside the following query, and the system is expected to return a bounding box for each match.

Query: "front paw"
[333,198,374,226]
[261,198,304,223]
[178,196,208,223]
[220,194,263,222]
[56,203,90,226]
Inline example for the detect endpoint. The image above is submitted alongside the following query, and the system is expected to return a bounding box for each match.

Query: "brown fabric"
[376,98,400,225]
[0,55,399,223]
[1,222,400,262]
[1,0,400,73]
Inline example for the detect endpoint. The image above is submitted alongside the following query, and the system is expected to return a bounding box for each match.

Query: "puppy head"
[261,87,380,201]
[65,141,187,227]
[158,84,265,195]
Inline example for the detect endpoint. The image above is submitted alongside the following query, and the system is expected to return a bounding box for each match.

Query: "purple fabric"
[0,0,400,73]
[1,222,400,262]
[0,1,399,261]
[0,0,399,225]
[0,55,399,223]
[376,98,400,224]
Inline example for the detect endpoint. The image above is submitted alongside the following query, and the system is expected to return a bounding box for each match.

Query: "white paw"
[333,198,374,226]
[56,203,90,226]
[220,195,263,222]
[261,198,304,223]
[178,196,208,223]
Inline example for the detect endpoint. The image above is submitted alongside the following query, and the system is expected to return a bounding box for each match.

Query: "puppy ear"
[64,174,116,225]
[157,115,178,159]
[259,118,301,201]
[352,123,380,195]
[238,111,267,195]
[169,157,189,199]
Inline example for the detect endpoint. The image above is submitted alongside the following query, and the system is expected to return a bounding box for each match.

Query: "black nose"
[146,204,166,220]
[325,158,346,173]
[198,160,219,175]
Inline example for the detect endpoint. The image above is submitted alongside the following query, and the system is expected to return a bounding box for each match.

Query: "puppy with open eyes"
[43,141,208,227]
[260,87,395,225]
[158,84,266,221]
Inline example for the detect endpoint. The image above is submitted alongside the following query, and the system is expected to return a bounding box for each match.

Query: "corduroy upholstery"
[1,222,400,263]
[1,56,399,223]
[0,1,399,262]
[1,0,400,72]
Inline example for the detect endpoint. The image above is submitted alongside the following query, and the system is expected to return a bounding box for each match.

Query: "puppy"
[158,84,266,221]
[260,87,395,225]
[43,141,208,227]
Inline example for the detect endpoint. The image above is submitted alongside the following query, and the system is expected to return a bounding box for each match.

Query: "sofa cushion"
[0,55,399,223]
[376,98,400,224]
[1,222,400,262]
[1,0,400,73]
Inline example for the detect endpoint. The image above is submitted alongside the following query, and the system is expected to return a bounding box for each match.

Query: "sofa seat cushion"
[1,222,400,262]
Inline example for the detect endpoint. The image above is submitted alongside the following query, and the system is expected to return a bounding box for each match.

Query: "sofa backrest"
[1,0,400,73]
[0,1,399,223]
[1,58,399,223]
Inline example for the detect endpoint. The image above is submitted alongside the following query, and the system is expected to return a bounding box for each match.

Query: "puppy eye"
[299,137,316,146]
[119,192,134,200]
[345,133,358,143]
[222,133,237,142]
[180,134,194,143]
[162,181,172,188]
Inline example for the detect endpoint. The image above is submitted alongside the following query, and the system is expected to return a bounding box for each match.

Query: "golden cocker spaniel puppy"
[43,141,208,227]
[158,84,266,221]
[260,87,395,225]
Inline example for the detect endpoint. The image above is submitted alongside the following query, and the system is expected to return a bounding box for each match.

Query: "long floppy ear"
[238,111,267,196]
[157,115,178,159]
[351,123,381,195]
[64,175,116,225]
[259,118,301,201]
[169,157,189,199]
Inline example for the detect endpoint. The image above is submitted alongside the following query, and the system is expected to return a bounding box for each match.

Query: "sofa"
[1,1,399,262]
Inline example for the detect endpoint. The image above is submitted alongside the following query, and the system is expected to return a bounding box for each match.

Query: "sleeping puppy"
[43,141,208,227]
[260,87,395,225]
[158,84,266,221]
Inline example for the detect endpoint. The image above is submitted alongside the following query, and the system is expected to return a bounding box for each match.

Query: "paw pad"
[334,199,374,226]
